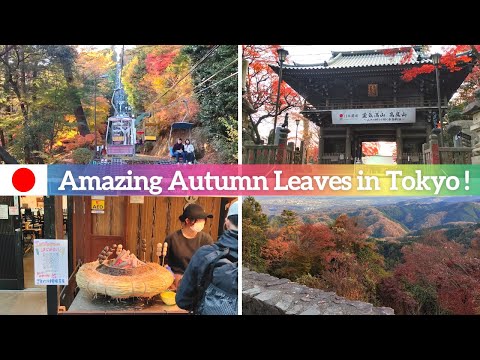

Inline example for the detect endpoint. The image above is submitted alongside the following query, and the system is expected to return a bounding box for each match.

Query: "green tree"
[243,196,268,228]
[242,197,268,271]
[182,45,238,163]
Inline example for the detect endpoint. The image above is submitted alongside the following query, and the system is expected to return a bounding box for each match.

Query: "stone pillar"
[424,132,440,164]
[396,127,403,163]
[318,126,324,164]
[276,127,291,164]
[471,109,480,164]
[345,126,352,163]
[353,137,358,162]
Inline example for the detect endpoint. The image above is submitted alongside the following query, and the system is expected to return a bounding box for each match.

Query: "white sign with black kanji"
[332,108,416,124]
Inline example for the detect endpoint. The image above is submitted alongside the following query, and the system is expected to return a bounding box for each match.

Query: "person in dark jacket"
[172,138,184,163]
[176,201,238,313]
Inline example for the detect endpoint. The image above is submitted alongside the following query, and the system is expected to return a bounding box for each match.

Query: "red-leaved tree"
[243,45,303,144]
[379,231,480,315]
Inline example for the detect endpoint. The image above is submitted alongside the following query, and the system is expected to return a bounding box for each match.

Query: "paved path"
[0,290,47,315]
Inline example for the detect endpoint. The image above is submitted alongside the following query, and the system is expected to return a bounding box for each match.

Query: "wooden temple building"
[271,46,473,164]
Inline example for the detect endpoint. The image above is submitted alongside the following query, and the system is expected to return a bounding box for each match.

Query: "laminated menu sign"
[34,239,68,285]
[0,204,8,219]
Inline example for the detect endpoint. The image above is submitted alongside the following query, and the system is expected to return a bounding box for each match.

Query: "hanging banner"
[332,108,416,124]
[34,239,68,285]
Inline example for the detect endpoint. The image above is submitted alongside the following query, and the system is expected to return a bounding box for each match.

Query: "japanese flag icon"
[0,165,48,195]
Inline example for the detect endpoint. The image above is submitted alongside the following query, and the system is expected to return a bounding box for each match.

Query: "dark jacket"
[175,229,238,312]
[173,143,184,152]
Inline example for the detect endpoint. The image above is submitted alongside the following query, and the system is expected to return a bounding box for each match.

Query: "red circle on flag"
[339,114,343,118]
[12,168,36,192]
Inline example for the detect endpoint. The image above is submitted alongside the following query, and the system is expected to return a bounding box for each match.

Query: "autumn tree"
[260,213,387,303]
[379,231,480,315]
[279,209,300,243]
[0,45,81,163]
[122,46,200,157]
[75,48,116,145]
[123,45,196,127]
[0,45,117,163]
[45,45,93,136]
[398,45,479,137]
[243,45,303,144]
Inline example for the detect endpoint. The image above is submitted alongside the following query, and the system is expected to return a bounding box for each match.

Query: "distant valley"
[258,196,480,239]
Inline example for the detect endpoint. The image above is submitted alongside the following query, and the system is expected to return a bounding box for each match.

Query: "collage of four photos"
[1,44,480,316]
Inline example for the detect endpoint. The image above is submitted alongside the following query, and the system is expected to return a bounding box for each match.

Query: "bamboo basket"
[76,261,174,299]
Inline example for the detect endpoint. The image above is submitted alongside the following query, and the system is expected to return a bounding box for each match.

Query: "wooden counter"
[66,290,189,315]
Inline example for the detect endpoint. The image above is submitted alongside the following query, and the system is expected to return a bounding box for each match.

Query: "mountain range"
[259,196,480,239]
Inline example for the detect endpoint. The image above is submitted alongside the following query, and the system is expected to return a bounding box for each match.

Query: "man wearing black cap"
[164,203,214,289]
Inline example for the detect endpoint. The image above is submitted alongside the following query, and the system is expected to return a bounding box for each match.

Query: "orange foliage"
[146,51,178,75]
[243,45,303,143]
[259,213,385,302]
[261,237,291,268]
[62,134,96,151]
[401,45,479,82]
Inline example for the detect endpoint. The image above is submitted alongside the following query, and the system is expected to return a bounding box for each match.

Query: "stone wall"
[243,268,394,315]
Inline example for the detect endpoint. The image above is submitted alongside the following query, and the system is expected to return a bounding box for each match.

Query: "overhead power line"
[193,58,237,90]
[147,70,238,116]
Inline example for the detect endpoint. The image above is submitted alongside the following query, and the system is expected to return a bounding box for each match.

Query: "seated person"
[23,208,33,221]
[172,138,184,163]
[164,203,214,289]
[184,139,195,164]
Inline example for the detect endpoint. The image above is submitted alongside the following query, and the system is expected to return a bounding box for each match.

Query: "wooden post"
[44,195,59,315]
[396,127,403,163]
[318,126,324,164]
[67,197,74,276]
[345,127,352,163]
[55,196,63,240]
[299,140,305,164]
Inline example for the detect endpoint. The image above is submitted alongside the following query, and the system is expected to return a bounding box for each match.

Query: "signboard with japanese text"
[34,239,68,285]
[130,196,144,204]
[91,199,105,213]
[332,108,416,124]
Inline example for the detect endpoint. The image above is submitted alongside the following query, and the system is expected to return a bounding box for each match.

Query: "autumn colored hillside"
[0,45,237,164]
[244,196,480,314]
[122,45,238,164]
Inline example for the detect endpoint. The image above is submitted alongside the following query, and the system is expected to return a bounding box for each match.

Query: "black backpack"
[194,247,238,315]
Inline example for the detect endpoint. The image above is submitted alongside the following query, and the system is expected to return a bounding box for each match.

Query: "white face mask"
[190,221,205,233]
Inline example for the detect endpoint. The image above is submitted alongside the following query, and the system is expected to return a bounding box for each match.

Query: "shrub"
[72,148,93,164]
[143,142,154,153]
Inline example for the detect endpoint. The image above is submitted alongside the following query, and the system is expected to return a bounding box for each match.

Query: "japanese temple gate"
[271,47,472,164]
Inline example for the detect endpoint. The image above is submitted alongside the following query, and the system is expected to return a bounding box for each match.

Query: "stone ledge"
[242,267,394,315]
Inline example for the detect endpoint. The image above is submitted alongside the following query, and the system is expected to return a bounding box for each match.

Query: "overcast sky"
[281,45,447,64]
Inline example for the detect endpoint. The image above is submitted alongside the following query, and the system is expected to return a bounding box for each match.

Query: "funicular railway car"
[105,117,136,156]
